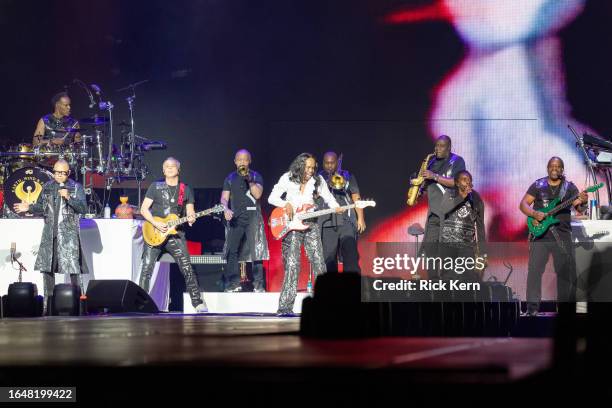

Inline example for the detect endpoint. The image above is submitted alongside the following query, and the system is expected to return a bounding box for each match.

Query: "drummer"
[33,92,81,148]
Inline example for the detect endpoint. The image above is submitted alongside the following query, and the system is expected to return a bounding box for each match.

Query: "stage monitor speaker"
[2,282,43,317]
[301,272,385,338]
[86,280,159,314]
[169,264,225,312]
[52,284,81,316]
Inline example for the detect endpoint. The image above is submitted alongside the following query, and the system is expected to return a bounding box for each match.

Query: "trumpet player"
[419,135,466,277]
[317,151,364,273]
[220,149,269,292]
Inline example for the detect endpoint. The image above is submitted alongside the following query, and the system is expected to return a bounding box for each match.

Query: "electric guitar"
[143,204,224,247]
[527,183,603,238]
[269,200,376,240]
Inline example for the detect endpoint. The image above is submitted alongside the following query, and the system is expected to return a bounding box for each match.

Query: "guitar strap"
[176,182,186,215]
[558,180,569,204]
[550,180,570,254]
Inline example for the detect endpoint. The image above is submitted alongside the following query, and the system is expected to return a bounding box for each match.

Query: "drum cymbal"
[79,117,109,126]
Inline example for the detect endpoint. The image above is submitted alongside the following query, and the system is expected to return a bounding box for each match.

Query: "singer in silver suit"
[13,159,89,310]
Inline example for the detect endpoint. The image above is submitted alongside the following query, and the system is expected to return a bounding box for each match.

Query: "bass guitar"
[269,200,376,240]
[527,183,603,238]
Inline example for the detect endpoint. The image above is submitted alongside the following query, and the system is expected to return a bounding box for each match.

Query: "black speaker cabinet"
[52,284,81,316]
[2,282,44,317]
[86,280,159,314]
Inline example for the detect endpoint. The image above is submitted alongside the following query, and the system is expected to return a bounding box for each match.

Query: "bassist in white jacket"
[268,153,344,316]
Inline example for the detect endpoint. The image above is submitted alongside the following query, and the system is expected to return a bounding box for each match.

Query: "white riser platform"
[182,292,312,314]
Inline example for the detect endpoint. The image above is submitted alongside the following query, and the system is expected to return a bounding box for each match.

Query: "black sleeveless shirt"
[40,114,78,144]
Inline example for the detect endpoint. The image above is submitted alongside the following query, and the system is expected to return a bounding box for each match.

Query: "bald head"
[234,149,252,170]
[434,135,452,159]
[53,159,70,171]
[235,149,252,161]
[52,159,70,183]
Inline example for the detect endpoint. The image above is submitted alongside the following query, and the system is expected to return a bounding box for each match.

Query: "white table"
[0,218,170,310]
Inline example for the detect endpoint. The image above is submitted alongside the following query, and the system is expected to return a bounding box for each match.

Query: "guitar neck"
[167,209,214,227]
[296,204,356,221]
[548,193,580,216]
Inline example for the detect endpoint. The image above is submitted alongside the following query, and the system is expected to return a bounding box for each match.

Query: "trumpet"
[406,153,435,206]
[328,153,347,190]
[237,166,249,177]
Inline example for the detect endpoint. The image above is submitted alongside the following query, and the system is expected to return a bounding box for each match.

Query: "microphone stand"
[127,92,136,173]
[569,124,600,218]
[73,79,96,109]
[10,252,27,283]
[117,79,149,204]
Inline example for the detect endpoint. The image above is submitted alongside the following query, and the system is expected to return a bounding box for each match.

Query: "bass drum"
[2,166,53,218]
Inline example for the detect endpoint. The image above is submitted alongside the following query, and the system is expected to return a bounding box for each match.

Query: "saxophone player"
[419,135,466,277]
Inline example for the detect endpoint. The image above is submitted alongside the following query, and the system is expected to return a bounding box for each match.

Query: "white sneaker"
[195,302,208,313]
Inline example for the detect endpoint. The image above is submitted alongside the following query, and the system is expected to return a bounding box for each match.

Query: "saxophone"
[406,153,435,206]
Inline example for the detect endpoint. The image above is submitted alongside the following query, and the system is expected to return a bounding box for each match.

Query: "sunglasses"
[53,170,69,176]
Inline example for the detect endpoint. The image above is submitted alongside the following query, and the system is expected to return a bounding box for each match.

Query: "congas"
[3,166,53,217]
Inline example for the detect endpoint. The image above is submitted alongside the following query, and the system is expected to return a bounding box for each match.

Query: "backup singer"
[13,159,88,313]
[519,157,587,316]
[268,153,344,316]
[221,149,269,292]
[33,92,81,148]
[139,157,207,312]
[437,170,486,281]
[420,135,466,277]
[318,151,365,273]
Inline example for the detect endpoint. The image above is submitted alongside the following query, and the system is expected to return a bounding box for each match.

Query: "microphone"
[91,84,102,95]
[59,182,70,199]
[73,79,97,109]
[6,243,21,263]
[98,101,113,110]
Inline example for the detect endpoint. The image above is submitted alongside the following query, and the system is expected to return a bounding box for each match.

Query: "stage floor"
[0,314,551,380]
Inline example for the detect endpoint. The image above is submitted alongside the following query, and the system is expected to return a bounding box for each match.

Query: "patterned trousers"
[140,236,203,308]
[278,224,326,314]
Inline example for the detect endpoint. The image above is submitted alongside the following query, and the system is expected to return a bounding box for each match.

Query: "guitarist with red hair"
[519,157,587,316]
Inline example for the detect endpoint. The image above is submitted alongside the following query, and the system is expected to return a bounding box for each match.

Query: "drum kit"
[0,80,167,216]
